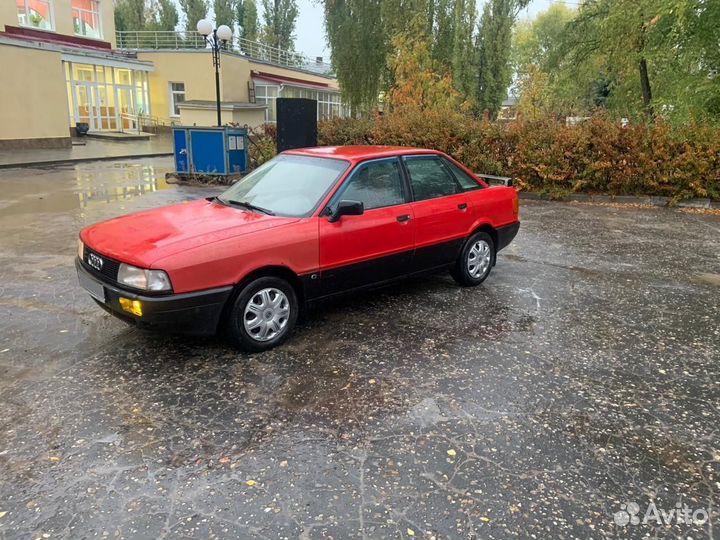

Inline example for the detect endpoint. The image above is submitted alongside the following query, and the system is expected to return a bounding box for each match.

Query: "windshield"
[219,154,350,217]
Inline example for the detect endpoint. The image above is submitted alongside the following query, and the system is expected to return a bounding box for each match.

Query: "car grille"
[83,246,121,283]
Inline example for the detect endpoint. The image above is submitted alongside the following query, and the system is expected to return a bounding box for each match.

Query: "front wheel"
[225,276,298,352]
[450,231,495,286]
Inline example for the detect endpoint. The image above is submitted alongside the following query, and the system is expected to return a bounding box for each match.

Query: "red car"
[77,146,519,351]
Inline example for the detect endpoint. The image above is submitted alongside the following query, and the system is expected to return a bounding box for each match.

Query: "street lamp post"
[196,19,233,127]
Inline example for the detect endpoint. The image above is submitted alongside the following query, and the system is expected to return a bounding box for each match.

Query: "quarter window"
[16,0,54,30]
[442,158,481,191]
[72,0,101,38]
[404,156,460,201]
[337,159,405,210]
[169,82,185,117]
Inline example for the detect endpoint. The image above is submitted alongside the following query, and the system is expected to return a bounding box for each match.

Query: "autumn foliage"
[318,112,720,201]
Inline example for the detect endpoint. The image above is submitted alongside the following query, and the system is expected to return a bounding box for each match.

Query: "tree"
[260,0,298,50]
[511,3,574,77]
[240,0,259,40]
[324,0,386,113]
[214,0,237,28]
[450,0,475,98]
[432,0,454,65]
[148,0,179,31]
[510,3,591,115]
[428,0,476,99]
[516,64,548,119]
[475,0,529,118]
[179,0,208,31]
[387,16,465,113]
[114,0,146,31]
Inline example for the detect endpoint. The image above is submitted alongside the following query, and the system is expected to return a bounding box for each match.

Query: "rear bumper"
[76,259,233,336]
[496,221,520,252]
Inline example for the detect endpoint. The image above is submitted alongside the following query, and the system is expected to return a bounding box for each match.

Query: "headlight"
[117,263,172,292]
[77,239,84,260]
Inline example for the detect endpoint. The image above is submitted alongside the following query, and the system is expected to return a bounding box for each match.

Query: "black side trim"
[76,259,232,335]
[318,250,412,297]
[310,237,464,301]
[496,221,520,252]
[413,237,464,271]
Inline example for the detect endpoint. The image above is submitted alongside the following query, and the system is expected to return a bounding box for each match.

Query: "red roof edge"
[251,70,330,89]
[2,25,112,51]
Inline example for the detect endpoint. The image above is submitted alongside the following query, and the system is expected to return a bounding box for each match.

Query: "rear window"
[443,158,482,191]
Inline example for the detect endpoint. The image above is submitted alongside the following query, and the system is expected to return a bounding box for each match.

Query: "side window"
[336,159,405,210]
[404,156,460,201]
[442,158,482,191]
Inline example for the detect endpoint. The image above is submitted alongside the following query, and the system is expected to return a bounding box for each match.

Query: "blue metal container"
[172,127,248,176]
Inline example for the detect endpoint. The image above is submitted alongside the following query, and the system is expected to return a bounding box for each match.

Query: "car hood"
[81,199,300,267]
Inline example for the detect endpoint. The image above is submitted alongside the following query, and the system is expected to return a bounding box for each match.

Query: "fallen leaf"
[407,528,415,536]
[219,457,230,464]
[246,480,257,486]
[447,449,456,457]
[368,379,376,384]
[0,511,7,519]
[49,456,60,463]
[480,516,490,522]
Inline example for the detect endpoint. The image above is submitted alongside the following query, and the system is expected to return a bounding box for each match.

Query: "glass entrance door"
[116,86,137,131]
[75,82,101,131]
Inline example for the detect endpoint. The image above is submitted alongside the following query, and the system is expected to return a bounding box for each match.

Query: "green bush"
[317,112,720,201]
[247,124,277,169]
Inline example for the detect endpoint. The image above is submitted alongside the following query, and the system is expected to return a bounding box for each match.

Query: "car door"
[318,157,415,296]
[403,154,476,270]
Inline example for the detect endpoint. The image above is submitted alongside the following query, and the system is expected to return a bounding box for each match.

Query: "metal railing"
[120,112,177,134]
[115,31,334,76]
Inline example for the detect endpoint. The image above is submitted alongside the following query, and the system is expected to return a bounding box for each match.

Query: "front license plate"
[78,270,106,303]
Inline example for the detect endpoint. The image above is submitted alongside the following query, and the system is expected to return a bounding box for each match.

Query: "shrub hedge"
[318,112,720,201]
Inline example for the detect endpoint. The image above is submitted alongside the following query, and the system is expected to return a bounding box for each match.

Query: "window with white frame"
[253,82,345,122]
[16,0,54,30]
[169,82,185,117]
[72,0,102,38]
[255,84,279,122]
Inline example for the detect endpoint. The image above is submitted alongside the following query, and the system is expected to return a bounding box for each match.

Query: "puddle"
[75,163,171,208]
[0,161,172,218]
[696,273,720,287]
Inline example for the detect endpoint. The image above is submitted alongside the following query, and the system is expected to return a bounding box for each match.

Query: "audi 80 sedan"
[77,146,520,351]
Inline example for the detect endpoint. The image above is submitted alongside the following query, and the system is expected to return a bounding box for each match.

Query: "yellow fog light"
[119,297,143,317]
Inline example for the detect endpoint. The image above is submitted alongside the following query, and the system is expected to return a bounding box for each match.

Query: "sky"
[292,0,558,58]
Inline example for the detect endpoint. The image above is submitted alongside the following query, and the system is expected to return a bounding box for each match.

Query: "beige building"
[0,1,344,148]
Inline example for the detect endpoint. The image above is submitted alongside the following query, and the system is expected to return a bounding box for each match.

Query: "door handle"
[396,214,411,223]
[458,203,468,211]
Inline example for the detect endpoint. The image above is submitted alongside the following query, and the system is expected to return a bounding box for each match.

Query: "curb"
[518,192,720,209]
[0,152,173,170]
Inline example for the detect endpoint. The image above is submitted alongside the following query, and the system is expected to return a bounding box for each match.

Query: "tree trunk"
[639,57,653,118]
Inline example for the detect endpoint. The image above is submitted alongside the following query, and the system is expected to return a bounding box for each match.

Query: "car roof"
[284,146,441,161]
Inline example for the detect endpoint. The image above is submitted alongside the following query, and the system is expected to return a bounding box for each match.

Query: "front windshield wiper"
[217,197,275,216]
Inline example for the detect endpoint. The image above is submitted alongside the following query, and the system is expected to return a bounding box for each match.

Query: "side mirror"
[328,200,364,223]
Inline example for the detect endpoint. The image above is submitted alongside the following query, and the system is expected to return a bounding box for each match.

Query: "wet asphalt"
[0,158,718,540]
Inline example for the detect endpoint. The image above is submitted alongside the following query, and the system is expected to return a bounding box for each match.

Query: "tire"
[450,231,496,287]
[224,276,298,352]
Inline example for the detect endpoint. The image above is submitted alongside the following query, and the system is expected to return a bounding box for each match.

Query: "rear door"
[403,155,476,270]
[318,157,415,296]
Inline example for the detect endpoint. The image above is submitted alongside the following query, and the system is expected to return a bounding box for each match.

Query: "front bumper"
[76,259,233,336]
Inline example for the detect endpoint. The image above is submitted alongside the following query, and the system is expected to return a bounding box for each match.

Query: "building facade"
[0,1,344,148]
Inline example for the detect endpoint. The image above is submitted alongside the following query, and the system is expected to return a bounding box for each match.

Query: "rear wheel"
[450,231,495,286]
[225,276,298,352]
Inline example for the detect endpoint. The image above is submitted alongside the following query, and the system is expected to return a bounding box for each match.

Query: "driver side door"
[318,157,415,296]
